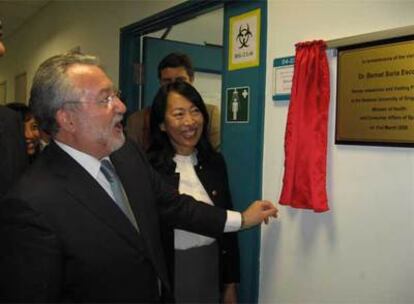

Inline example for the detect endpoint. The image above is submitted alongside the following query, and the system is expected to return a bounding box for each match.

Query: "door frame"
[119,1,224,112]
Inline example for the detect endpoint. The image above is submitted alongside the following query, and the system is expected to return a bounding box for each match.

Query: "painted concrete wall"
[261,1,414,303]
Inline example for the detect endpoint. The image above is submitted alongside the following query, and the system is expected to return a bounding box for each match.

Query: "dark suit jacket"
[0,106,27,198]
[150,152,240,302]
[0,140,227,303]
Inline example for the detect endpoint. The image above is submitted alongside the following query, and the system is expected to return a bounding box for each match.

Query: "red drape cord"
[279,40,330,212]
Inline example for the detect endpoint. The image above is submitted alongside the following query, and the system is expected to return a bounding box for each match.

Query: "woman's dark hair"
[148,81,214,168]
[6,102,34,123]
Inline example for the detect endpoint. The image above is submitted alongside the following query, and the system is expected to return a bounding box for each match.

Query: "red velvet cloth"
[279,40,330,212]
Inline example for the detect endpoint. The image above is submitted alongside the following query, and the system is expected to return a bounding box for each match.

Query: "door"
[142,37,222,109]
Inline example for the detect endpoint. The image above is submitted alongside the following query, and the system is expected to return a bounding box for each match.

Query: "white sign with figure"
[226,87,250,123]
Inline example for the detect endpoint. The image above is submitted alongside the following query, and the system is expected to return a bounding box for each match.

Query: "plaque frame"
[336,35,414,147]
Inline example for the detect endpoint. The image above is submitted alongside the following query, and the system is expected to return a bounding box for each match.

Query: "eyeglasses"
[64,89,122,108]
[98,89,122,106]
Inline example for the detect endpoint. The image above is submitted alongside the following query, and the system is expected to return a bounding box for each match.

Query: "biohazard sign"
[228,8,260,71]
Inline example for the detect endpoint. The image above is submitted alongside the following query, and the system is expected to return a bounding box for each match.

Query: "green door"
[221,2,267,302]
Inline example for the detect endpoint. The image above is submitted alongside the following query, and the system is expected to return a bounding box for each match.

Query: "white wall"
[0,0,185,103]
[261,1,414,303]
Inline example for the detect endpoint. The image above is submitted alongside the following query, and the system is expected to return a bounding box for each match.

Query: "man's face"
[159,67,193,85]
[64,64,126,158]
[0,21,5,57]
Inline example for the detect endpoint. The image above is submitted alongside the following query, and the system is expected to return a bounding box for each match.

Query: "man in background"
[0,20,28,197]
[126,52,221,150]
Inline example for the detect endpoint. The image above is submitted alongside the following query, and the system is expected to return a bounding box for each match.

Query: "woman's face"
[160,91,204,155]
[24,117,40,155]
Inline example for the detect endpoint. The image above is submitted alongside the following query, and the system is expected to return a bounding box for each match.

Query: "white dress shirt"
[173,153,241,250]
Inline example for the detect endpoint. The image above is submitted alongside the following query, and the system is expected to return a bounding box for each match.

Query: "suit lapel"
[110,146,153,241]
[110,143,171,286]
[46,142,142,251]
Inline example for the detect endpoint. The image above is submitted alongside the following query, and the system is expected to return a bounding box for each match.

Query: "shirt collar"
[173,152,197,165]
[54,140,109,179]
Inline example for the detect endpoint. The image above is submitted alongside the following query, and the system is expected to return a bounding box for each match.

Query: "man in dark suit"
[0,106,27,197]
[0,52,278,302]
[0,20,28,198]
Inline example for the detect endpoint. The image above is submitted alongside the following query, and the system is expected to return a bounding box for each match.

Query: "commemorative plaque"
[336,36,414,146]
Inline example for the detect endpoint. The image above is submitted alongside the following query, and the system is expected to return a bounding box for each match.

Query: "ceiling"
[0,0,51,39]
